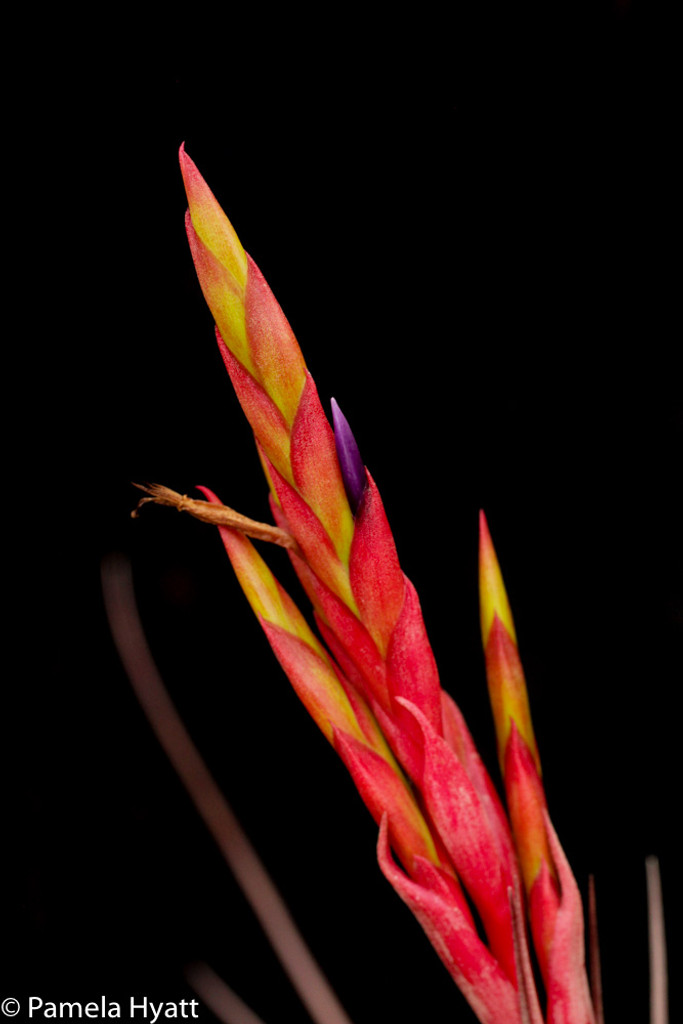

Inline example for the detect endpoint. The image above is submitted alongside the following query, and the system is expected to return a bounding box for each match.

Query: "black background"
[6,6,680,1023]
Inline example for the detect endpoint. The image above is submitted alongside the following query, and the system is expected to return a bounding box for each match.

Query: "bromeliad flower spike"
[142,145,602,1024]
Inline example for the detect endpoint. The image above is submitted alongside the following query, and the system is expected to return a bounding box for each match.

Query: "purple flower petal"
[331,398,366,515]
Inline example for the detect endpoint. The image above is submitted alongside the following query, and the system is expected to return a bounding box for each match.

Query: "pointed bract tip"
[331,397,366,515]
[178,141,199,185]
[179,146,247,290]
[479,511,517,647]
[178,142,193,182]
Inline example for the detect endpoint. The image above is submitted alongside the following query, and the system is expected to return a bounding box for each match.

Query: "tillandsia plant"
[134,146,661,1024]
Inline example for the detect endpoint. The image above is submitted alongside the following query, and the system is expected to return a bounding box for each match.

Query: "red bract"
[479,511,595,1022]
[169,146,603,1024]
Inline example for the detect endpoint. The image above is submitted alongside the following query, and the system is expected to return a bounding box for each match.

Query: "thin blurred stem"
[185,963,269,1024]
[102,553,355,1024]
[646,857,668,1024]
[588,876,604,1024]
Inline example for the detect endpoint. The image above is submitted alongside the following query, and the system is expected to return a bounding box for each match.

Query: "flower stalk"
[138,146,627,1023]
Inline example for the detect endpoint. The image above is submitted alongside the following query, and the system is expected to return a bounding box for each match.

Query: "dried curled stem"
[132,483,302,555]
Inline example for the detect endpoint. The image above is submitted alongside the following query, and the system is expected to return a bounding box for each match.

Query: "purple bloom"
[331,398,366,514]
